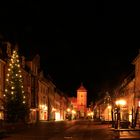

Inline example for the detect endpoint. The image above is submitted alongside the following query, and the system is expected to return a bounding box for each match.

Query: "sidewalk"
[111,126,140,139]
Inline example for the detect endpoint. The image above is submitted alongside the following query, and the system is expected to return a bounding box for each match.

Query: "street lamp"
[66,108,72,120]
[116,100,126,106]
[67,108,71,112]
[115,99,126,129]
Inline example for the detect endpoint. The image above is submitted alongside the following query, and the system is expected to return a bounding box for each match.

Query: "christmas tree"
[4,49,29,123]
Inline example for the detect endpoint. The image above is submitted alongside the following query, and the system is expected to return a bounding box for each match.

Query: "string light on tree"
[4,48,29,123]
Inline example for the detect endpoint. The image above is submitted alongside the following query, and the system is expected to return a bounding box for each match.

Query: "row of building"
[3,38,140,126]
[93,50,140,127]
[0,37,89,123]
[0,39,72,123]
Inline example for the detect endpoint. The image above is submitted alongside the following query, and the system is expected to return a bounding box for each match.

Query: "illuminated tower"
[77,83,87,118]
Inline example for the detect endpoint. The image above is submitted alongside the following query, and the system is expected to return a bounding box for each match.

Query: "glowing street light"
[67,108,71,112]
[72,110,76,114]
[115,99,127,129]
[115,99,126,106]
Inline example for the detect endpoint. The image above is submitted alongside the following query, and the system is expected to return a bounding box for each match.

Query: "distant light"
[116,99,126,106]
[108,105,111,109]
[139,101,140,107]
[67,108,71,112]
[72,110,76,114]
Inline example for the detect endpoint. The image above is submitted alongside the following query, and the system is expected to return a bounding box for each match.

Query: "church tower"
[77,83,87,118]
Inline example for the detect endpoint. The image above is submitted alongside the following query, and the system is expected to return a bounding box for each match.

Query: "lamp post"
[115,99,126,129]
[66,108,72,120]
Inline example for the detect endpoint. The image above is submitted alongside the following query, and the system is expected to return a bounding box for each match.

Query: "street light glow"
[67,108,71,112]
[108,105,112,109]
[115,99,126,106]
[72,110,76,114]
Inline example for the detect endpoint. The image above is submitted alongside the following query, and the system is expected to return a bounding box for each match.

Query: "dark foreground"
[1,120,140,140]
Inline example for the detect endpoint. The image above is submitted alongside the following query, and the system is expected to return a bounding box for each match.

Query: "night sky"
[0,2,139,105]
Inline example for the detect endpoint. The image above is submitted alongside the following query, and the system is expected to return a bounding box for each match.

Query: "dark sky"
[0,2,139,105]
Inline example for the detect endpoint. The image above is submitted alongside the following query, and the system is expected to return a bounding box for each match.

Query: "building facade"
[0,39,70,123]
[77,83,87,118]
